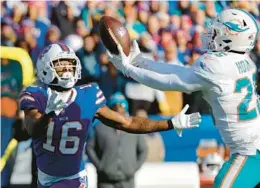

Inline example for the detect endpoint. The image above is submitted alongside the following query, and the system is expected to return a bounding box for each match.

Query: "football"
[99,16,130,56]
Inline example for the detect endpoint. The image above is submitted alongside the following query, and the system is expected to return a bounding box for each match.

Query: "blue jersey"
[20,84,106,177]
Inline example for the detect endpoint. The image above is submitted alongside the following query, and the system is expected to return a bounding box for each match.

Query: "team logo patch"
[200,61,210,72]
[223,20,249,36]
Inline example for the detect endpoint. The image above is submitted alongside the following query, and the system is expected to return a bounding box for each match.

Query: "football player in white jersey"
[108,9,260,188]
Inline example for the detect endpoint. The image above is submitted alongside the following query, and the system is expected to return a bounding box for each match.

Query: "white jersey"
[126,50,260,155]
[193,52,260,155]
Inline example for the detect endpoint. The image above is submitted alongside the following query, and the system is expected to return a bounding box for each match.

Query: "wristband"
[167,119,174,130]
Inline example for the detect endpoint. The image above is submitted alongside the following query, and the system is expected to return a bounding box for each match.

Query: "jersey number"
[43,121,82,154]
[235,74,260,121]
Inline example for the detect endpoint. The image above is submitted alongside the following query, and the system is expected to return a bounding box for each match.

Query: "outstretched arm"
[133,57,181,74]
[126,64,205,93]
[107,43,209,93]
[95,105,200,134]
[128,40,183,74]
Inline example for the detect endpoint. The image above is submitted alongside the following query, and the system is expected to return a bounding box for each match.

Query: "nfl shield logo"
[117,27,126,37]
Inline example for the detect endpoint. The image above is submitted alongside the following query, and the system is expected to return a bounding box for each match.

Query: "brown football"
[99,16,130,56]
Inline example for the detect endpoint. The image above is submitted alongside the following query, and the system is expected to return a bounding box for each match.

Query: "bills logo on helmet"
[39,45,52,59]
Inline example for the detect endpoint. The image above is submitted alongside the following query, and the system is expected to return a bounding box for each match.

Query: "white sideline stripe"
[221,155,246,188]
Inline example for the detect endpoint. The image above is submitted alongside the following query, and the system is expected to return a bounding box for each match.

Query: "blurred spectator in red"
[159,28,173,49]
[163,40,182,65]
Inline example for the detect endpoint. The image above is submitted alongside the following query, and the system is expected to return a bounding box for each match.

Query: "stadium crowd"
[1,1,260,188]
[2,1,260,116]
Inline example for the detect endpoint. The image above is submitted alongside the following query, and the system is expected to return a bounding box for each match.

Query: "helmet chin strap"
[49,78,73,92]
[49,85,72,92]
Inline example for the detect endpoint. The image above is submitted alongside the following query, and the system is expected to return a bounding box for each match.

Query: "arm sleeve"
[126,63,209,93]
[19,87,42,111]
[135,57,183,74]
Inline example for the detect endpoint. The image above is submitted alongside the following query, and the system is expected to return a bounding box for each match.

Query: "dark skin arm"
[95,106,173,134]
[24,109,53,139]
[24,105,173,138]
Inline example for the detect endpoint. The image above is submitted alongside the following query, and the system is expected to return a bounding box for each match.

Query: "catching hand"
[170,105,201,137]
[107,40,143,75]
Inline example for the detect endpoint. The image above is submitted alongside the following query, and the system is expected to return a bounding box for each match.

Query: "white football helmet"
[202,8,259,52]
[36,43,81,88]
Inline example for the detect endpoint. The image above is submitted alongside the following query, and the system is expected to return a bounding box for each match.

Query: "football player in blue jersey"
[20,43,201,188]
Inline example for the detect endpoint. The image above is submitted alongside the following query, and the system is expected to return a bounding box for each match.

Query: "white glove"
[107,40,144,75]
[107,44,131,76]
[170,105,201,137]
[45,88,68,116]
[128,40,143,66]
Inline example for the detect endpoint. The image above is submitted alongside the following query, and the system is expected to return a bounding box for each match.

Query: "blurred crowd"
[1,1,260,187]
[1,0,260,116]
